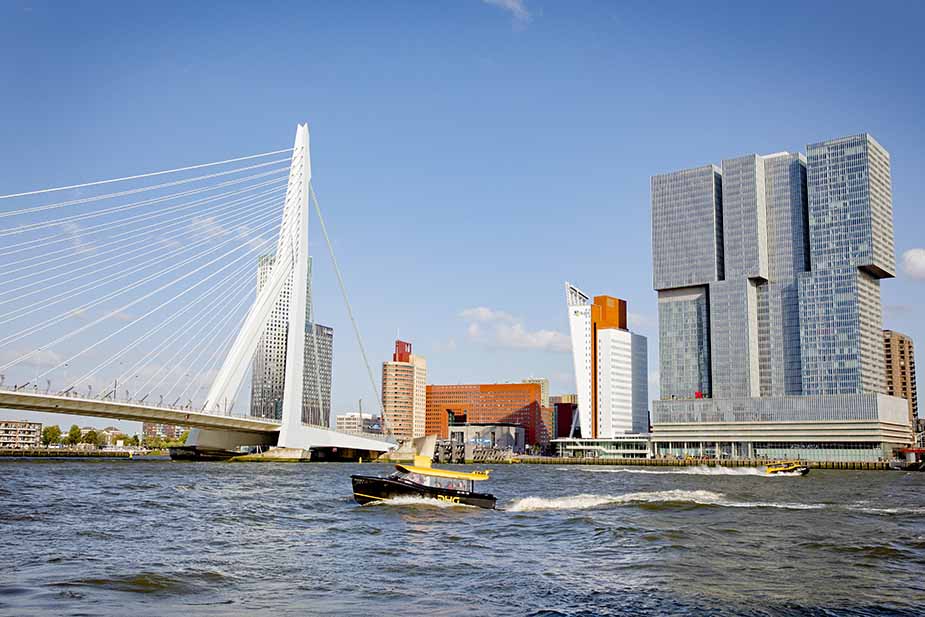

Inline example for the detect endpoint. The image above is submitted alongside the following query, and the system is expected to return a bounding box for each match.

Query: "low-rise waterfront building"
[0,420,42,449]
[143,422,188,441]
[447,422,526,455]
[335,413,382,435]
[425,382,550,446]
[551,435,652,459]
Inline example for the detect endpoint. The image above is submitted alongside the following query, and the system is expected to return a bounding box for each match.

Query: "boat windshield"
[391,470,473,492]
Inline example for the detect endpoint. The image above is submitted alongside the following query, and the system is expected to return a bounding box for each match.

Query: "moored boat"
[351,464,497,509]
[765,460,810,476]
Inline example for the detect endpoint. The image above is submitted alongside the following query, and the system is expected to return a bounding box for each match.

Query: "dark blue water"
[1,460,924,616]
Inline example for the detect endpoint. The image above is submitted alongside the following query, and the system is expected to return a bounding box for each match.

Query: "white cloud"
[628,312,656,331]
[60,221,97,255]
[460,306,570,353]
[901,248,925,280]
[190,216,229,239]
[433,337,458,353]
[482,0,531,25]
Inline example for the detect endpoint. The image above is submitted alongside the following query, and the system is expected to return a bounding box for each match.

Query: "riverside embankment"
[517,455,894,470]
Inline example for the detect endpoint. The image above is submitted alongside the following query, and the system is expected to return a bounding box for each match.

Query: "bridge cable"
[0,180,285,273]
[30,218,280,383]
[309,183,384,417]
[0,211,281,369]
[0,190,285,301]
[0,148,292,200]
[0,165,288,238]
[0,201,284,330]
[0,172,287,257]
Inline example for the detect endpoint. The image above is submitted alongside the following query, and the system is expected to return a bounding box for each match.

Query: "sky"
[1,0,924,433]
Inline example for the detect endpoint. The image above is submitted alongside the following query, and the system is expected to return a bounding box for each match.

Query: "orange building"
[425,382,550,445]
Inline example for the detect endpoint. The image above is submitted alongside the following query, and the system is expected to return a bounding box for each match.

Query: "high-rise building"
[650,134,912,461]
[884,330,918,424]
[250,255,333,426]
[522,378,550,408]
[565,284,648,438]
[381,340,427,442]
[549,394,578,405]
[425,382,549,445]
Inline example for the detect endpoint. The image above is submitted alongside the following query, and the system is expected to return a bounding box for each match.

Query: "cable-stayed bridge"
[0,124,392,457]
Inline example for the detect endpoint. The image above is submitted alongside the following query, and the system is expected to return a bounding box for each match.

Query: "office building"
[522,378,550,408]
[884,330,918,424]
[250,255,333,427]
[425,382,550,446]
[0,420,41,449]
[650,133,912,461]
[565,284,649,438]
[381,340,427,442]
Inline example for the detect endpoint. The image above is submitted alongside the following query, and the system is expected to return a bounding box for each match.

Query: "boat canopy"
[395,464,491,481]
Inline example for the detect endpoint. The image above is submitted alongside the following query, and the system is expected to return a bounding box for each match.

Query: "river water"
[1,460,924,616]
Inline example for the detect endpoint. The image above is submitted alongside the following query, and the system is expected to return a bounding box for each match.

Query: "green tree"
[65,424,81,446]
[42,425,61,446]
[81,430,99,447]
[127,434,139,447]
[178,429,190,445]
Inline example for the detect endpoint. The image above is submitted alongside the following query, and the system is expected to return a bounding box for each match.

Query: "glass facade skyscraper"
[649,134,910,461]
[799,134,893,396]
[652,135,893,402]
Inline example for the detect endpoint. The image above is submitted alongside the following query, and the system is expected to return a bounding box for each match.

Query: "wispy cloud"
[60,221,97,255]
[901,248,925,280]
[481,0,531,27]
[460,306,570,352]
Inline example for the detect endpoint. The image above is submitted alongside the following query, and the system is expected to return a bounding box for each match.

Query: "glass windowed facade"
[651,165,723,290]
[650,134,908,460]
[657,286,711,399]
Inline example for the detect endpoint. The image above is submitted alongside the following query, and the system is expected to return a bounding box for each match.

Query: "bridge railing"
[0,384,280,424]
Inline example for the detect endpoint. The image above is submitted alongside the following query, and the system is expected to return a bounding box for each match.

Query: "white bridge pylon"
[189,124,390,453]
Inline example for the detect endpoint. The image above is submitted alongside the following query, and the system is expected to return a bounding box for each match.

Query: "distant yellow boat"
[765,461,810,476]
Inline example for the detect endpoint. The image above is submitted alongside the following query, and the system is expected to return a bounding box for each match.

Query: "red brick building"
[425,383,551,445]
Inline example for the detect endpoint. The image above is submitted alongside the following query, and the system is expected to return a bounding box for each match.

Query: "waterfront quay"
[518,455,894,471]
[0,448,133,459]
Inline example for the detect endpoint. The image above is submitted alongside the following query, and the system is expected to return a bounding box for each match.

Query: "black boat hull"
[351,475,497,509]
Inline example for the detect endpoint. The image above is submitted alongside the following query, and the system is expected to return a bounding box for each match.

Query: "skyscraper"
[565,284,648,438]
[650,134,911,461]
[381,340,427,441]
[250,255,333,427]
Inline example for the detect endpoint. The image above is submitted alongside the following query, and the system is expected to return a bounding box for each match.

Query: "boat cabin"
[389,464,490,494]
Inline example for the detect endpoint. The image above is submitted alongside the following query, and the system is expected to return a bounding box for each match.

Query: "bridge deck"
[0,390,279,434]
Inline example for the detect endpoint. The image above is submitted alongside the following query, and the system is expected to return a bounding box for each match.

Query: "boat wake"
[558,465,800,477]
[366,495,476,509]
[506,489,825,512]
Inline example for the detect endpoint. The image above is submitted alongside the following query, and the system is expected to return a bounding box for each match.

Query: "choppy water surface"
[1,460,924,616]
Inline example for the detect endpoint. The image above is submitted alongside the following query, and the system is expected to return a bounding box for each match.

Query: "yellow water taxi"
[765,461,810,476]
[351,463,496,508]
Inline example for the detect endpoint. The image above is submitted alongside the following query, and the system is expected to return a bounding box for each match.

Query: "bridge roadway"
[0,388,278,433]
[0,389,393,452]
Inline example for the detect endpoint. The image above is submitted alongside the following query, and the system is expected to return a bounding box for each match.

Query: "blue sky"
[2,1,924,433]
